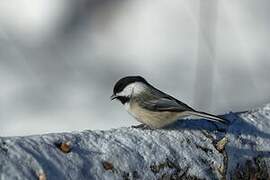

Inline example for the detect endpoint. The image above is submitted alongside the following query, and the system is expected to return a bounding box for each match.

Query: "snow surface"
[0,104,270,180]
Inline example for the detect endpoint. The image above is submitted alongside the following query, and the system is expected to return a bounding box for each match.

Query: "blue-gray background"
[0,0,269,136]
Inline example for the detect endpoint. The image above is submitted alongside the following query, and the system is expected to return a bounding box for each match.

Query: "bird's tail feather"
[186,111,228,124]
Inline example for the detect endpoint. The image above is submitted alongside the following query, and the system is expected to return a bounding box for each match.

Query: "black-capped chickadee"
[111,76,227,128]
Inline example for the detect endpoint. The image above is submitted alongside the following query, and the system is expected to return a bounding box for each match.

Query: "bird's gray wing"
[140,97,194,112]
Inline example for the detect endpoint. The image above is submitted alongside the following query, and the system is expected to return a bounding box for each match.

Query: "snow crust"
[0,104,270,179]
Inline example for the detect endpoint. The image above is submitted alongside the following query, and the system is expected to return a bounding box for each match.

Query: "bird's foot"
[131,124,152,130]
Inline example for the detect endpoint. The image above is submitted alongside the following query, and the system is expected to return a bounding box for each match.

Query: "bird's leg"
[132,124,152,130]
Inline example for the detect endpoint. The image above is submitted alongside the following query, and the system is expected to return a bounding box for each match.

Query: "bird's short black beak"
[110,94,117,101]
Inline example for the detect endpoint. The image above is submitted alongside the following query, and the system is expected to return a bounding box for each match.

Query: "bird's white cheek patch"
[116,84,134,97]
[133,82,146,95]
[116,82,145,97]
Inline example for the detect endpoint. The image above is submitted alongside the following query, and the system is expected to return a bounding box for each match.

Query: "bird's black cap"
[113,76,147,95]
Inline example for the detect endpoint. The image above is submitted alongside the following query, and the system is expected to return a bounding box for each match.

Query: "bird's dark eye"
[117,96,130,104]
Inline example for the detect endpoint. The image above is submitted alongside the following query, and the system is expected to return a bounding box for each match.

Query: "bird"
[111,76,227,129]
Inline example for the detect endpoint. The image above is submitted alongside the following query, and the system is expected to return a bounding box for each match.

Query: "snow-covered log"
[1,104,270,180]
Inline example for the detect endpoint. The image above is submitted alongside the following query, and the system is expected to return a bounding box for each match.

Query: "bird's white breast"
[118,82,183,128]
[126,101,183,128]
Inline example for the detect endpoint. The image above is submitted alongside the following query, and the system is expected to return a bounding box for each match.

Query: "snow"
[225,104,270,179]
[1,104,270,179]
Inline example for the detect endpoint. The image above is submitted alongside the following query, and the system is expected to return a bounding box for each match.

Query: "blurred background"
[0,0,269,136]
